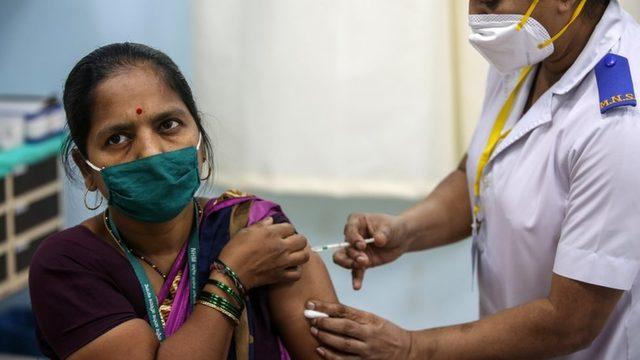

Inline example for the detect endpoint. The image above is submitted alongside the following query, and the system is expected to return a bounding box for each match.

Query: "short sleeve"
[554,109,640,290]
[29,230,139,359]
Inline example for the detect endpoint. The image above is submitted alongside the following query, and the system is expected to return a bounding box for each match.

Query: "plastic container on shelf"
[0,96,66,148]
[24,109,50,143]
[0,112,25,151]
[24,101,66,144]
[47,103,66,137]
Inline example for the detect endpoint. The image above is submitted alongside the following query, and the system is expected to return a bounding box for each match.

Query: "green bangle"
[197,300,240,325]
[198,297,241,320]
[198,291,239,310]
[212,259,247,298]
[207,279,244,309]
[198,292,242,319]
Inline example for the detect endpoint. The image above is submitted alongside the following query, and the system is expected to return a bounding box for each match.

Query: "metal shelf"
[0,155,62,301]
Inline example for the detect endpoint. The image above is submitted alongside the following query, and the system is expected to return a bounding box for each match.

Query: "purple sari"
[155,190,291,360]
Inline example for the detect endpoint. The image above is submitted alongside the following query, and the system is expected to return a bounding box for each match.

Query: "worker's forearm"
[156,273,235,360]
[408,299,591,360]
[399,167,472,252]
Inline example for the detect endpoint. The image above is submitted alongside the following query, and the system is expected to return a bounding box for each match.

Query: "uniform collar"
[552,0,625,95]
[487,2,625,163]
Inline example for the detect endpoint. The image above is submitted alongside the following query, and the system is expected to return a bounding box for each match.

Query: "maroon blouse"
[29,196,290,360]
[29,225,147,359]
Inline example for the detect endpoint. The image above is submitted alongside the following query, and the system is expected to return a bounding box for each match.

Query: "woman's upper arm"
[268,252,337,359]
[67,319,157,360]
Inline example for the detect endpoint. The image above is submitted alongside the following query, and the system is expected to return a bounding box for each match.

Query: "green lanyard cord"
[105,200,201,341]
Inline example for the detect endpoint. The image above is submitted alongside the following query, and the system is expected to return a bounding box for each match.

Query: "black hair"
[61,42,213,180]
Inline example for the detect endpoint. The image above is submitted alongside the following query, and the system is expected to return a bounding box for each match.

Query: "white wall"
[451,1,489,156]
[621,0,640,19]
[194,1,459,199]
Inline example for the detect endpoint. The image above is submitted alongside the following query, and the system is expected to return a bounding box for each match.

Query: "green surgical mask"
[85,135,202,223]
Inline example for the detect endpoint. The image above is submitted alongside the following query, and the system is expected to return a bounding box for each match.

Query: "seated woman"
[29,42,336,360]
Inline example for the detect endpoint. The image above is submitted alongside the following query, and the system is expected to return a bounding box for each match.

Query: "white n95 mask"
[468,14,553,75]
[468,0,587,75]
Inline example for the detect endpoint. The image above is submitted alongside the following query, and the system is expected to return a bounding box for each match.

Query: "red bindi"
[136,108,143,115]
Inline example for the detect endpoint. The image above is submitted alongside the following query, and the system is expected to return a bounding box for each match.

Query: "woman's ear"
[557,0,579,15]
[71,149,97,191]
[199,147,213,181]
[199,144,210,168]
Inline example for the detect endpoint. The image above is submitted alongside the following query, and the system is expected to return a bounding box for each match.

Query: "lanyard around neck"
[105,200,201,341]
[473,66,534,219]
[517,0,588,50]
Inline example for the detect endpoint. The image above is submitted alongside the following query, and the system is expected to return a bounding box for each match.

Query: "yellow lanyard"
[473,0,588,213]
[473,65,534,218]
[517,0,588,49]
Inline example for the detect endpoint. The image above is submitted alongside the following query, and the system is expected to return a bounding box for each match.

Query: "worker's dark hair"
[60,42,213,179]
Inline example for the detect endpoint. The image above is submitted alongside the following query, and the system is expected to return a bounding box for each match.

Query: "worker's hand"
[218,217,310,290]
[333,213,410,290]
[307,300,413,360]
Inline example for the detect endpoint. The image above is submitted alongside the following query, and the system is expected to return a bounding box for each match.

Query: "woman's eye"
[160,119,181,131]
[107,134,129,145]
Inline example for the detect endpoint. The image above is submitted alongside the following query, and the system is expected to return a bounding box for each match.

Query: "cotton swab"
[304,309,329,319]
[311,238,375,253]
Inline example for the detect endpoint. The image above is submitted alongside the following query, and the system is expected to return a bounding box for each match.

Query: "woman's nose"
[135,133,164,159]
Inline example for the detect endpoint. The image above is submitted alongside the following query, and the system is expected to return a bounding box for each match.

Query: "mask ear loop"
[80,152,103,172]
[85,159,103,172]
[196,133,212,180]
[516,0,540,31]
[538,0,587,49]
[75,147,103,172]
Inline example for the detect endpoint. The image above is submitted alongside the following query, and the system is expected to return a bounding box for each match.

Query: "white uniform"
[466,1,640,359]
